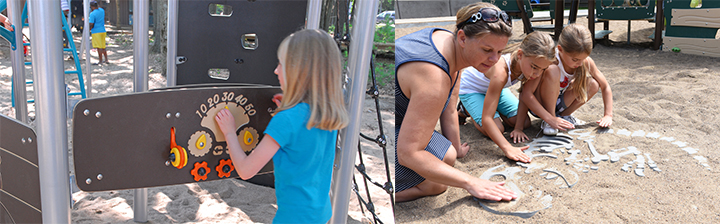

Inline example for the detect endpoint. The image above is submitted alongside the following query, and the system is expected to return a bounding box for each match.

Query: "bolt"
[21,138,25,144]
[166,113,171,118]
[223,165,231,173]
[198,167,206,176]
[97,174,103,180]
[175,112,181,118]
[95,111,102,118]
[28,138,32,143]
[165,160,171,166]
[84,109,90,116]
[86,178,92,185]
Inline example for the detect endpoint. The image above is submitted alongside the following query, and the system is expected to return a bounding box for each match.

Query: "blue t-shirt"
[89,7,106,34]
[264,102,337,224]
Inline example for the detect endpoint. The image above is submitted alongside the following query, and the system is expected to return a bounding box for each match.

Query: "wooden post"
[516,0,533,34]
[554,0,564,40]
[653,0,664,50]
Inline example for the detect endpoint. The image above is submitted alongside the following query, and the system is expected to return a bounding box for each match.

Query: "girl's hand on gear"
[510,129,529,143]
[214,109,237,136]
[272,93,283,107]
[466,179,518,201]
[551,117,574,131]
[502,146,531,163]
[597,116,613,127]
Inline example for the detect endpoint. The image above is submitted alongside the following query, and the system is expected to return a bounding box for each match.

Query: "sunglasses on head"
[463,8,512,27]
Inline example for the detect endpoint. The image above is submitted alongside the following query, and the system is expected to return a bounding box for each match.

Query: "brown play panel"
[0,114,42,223]
[73,85,281,192]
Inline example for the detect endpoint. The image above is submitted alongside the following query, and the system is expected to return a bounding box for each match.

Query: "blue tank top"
[395,28,457,128]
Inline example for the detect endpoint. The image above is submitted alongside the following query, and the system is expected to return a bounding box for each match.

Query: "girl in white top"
[458,31,557,163]
[514,24,613,141]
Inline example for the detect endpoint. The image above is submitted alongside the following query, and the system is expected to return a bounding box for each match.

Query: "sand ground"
[0,26,394,223]
[395,17,720,223]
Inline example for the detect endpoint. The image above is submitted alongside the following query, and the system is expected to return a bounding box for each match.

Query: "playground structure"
[589,0,661,47]
[5,1,88,106]
[662,0,720,57]
[0,1,390,224]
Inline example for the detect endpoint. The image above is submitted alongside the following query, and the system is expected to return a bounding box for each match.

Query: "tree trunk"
[152,0,168,76]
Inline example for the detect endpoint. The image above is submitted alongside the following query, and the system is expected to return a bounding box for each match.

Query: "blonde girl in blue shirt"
[215,29,348,223]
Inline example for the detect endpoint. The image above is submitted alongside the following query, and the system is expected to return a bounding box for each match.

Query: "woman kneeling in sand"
[395,2,517,202]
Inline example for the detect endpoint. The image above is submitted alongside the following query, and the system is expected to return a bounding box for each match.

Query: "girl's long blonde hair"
[276,29,349,130]
[504,31,557,83]
[558,23,593,103]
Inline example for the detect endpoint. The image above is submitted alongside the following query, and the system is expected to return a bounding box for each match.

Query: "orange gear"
[191,161,209,181]
[216,159,235,178]
[170,127,188,169]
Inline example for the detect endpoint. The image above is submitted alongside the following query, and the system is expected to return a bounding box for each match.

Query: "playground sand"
[395,18,720,223]
[0,27,394,223]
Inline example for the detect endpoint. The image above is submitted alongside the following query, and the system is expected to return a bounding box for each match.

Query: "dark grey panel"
[176,0,307,86]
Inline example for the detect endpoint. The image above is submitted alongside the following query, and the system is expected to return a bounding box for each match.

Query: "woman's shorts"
[395,129,451,192]
[459,88,519,127]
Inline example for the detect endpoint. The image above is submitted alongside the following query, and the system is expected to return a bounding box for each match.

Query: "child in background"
[215,29,348,223]
[515,23,613,138]
[89,1,108,64]
[458,31,560,163]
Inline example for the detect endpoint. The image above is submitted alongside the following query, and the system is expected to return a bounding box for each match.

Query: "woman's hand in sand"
[597,115,612,128]
[502,146,531,163]
[549,117,574,131]
[466,179,517,201]
[214,109,236,136]
[457,142,470,158]
[272,93,283,107]
[510,129,529,143]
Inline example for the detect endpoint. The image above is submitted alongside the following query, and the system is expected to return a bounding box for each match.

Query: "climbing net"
[352,56,394,224]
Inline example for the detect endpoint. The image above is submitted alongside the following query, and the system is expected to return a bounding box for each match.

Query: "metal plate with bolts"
[0,114,42,223]
[73,85,281,191]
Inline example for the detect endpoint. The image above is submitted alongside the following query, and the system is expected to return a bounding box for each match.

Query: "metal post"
[28,0,72,223]
[132,0,150,222]
[166,0,178,87]
[83,0,91,98]
[9,0,27,123]
[306,0,322,29]
[329,0,378,223]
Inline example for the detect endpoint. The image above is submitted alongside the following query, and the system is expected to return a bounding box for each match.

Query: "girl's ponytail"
[571,61,590,103]
[558,23,593,103]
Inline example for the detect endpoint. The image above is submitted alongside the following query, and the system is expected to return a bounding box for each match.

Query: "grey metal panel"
[176,0,307,86]
[396,0,451,19]
[449,0,478,16]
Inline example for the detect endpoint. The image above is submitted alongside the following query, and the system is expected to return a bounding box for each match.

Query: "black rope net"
[351,56,394,224]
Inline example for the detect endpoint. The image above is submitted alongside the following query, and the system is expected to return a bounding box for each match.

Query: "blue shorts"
[459,88,519,127]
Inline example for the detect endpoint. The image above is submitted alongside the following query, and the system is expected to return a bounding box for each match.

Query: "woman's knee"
[424,183,448,196]
[444,145,457,167]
